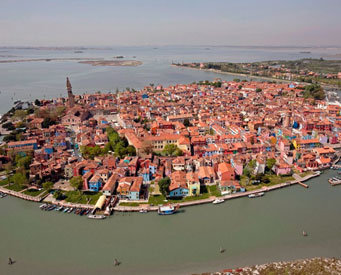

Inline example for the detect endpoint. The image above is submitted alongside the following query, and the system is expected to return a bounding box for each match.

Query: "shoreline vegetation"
[0,58,142,66]
[173,58,341,87]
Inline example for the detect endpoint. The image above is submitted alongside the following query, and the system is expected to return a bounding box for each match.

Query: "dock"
[298,182,309,188]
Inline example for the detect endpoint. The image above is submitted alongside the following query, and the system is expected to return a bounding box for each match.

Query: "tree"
[266,158,276,171]
[158,177,171,197]
[16,155,32,169]
[183,118,192,127]
[11,172,28,186]
[174,148,184,156]
[256,88,262,93]
[34,99,41,106]
[53,190,64,200]
[42,117,56,128]
[43,181,54,191]
[126,145,136,156]
[162,144,181,156]
[303,84,325,100]
[70,176,83,190]
[248,159,257,169]
[243,167,251,178]
[2,122,15,130]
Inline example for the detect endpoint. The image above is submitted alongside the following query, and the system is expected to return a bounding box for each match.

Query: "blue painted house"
[88,174,104,192]
[168,171,189,198]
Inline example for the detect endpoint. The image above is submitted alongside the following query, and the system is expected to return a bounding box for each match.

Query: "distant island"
[78,60,142,66]
[0,58,142,67]
[174,58,341,87]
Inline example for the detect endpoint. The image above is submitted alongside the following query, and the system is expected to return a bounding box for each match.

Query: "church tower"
[66,77,75,108]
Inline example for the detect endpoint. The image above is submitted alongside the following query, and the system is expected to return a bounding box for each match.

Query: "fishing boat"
[212,198,224,204]
[87,214,106,220]
[248,192,265,198]
[302,230,308,237]
[63,208,69,213]
[158,204,179,215]
[139,209,148,213]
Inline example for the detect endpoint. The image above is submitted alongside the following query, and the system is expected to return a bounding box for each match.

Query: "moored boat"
[158,204,179,215]
[87,214,106,220]
[212,198,224,204]
[139,209,148,213]
[248,192,265,198]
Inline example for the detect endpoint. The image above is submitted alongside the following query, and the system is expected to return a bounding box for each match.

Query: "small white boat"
[248,192,265,198]
[212,198,224,204]
[139,209,148,213]
[87,214,106,220]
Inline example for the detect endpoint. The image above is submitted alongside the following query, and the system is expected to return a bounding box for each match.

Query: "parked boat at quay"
[158,204,180,215]
[248,192,265,198]
[212,198,224,204]
[88,214,106,220]
[0,192,7,198]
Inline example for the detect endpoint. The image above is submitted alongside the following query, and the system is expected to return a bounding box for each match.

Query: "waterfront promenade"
[114,172,321,212]
[0,186,47,202]
[0,171,322,212]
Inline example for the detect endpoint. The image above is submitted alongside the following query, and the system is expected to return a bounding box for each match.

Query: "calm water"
[0,169,340,275]
[0,46,340,113]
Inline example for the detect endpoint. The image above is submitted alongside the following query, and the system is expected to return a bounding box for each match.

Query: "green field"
[64,191,101,205]
[6,183,26,192]
[23,188,45,197]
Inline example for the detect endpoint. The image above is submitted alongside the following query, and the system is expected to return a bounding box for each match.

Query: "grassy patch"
[148,194,167,205]
[0,179,9,186]
[64,191,101,205]
[207,184,221,197]
[299,171,313,178]
[119,202,148,207]
[148,185,217,205]
[6,183,26,192]
[23,188,45,197]
[241,174,295,191]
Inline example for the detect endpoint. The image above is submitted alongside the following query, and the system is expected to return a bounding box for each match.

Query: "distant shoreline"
[172,64,294,83]
[0,58,143,67]
[79,60,142,67]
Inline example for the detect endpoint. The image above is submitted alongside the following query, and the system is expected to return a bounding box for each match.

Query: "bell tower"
[66,77,75,108]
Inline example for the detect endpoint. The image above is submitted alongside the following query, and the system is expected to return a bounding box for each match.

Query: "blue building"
[88,174,103,192]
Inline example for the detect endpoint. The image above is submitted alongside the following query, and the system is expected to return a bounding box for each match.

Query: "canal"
[0,169,340,275]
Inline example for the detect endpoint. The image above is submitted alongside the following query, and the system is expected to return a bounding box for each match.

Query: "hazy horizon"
[1,0,341,47]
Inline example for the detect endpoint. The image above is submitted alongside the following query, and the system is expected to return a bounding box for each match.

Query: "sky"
[1,0,340,47]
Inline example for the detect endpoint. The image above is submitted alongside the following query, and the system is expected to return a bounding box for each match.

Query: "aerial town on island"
[0,77,340,217]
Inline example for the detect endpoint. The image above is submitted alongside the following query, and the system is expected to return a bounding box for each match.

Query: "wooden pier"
[298,182,309,188]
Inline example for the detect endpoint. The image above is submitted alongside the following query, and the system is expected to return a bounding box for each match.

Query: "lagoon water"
[0,46,341,274]
[0,45,340,113]
[0,170,341,274]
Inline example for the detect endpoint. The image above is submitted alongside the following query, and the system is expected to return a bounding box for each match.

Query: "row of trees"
[81,127,136,159]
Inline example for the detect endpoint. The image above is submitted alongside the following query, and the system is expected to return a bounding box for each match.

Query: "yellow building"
[186,172,200,196]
